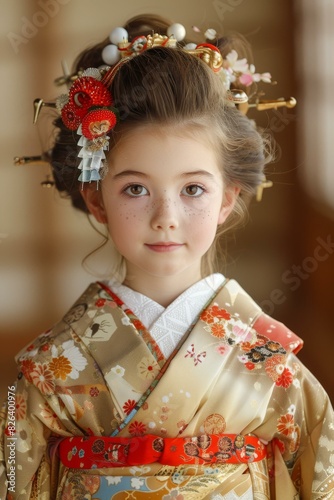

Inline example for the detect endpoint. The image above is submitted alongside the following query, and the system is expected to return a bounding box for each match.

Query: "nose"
[150,197,179,231]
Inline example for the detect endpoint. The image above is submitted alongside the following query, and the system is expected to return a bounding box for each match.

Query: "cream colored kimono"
[0,275,333,499]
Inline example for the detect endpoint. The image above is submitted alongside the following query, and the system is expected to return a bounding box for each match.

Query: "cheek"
[187,211,219,245]
[183,197,222,224]
[104,201,144,244]
[106,200,144,222]
[184,201,222,246]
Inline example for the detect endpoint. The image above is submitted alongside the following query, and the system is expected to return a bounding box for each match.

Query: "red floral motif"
[15,393,27,420]
[200,305,231,324]
[276,367,293,388]
[20,358,36,384]
[129,420,146,436]
[216,344,230,356]
[89,387,100,397]
[240,334,268,352]
[81,109,117,139]
[277,413,295,436]
[61,103,82,130]
[69,77,112,109]
[30,363,55,395]
[95,298,106,307]
[212,305,231,320]
[265,354,286,381]
[289,425,301,454]
[245,361,255,370]
[210,323,226,339]
[200,310,215,324]
[123,399,136,415]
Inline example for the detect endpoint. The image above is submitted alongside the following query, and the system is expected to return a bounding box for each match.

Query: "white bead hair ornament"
[101,44,121,65]
[166,23,186,42]
[109,26,128,45]
[101,23,187,65]
[184,43,197,51]
[101,27,129,65]
[204,28,217,41]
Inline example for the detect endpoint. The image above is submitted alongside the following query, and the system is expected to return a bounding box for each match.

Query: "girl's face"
[83,126,238,286]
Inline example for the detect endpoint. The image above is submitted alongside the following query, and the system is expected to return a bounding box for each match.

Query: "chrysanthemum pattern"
[199,302,296,389]
[15,392,27,420]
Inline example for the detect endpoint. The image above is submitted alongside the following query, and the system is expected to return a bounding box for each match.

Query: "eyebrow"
[111,169,216,180]
[180,170,215,179]
[111,170,149,180]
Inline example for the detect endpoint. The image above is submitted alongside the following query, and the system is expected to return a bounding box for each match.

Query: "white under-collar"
[105,274,225,358]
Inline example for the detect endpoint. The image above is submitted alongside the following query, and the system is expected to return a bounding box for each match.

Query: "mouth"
[145,242,184,253]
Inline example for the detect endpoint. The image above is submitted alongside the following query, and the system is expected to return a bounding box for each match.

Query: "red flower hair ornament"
[56,68,118,183]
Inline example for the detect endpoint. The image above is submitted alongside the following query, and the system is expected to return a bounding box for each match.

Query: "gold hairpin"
[256,177,273,202]
[13,155,49,166]
[14,156,55,187]
[40,175,55,188]
[33,98,57,124]
[238,97,296,115]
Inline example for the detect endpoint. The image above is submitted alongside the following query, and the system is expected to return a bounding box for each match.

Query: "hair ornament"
[192,26,217,40]
[102,29,178,65]
[22,20,296,200]
[188,43,223,72]
[54,67,119,183]
[13,154,55,188]
[166,23,186,41]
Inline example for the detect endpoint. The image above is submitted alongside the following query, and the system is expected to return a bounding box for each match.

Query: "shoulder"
[13,282,119,395]
[220,278,303,355]
[252,311,303,355]
[15,282,105,365]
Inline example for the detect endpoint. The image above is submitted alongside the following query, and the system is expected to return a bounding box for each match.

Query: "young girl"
[1,14,333,500]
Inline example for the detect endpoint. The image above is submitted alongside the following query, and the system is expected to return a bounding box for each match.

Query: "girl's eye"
[182,184,205,197]
[124,184,148,197]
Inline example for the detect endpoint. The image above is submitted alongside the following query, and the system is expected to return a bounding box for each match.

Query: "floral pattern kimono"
[0,275,333,499]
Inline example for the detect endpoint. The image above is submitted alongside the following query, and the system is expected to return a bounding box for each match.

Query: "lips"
[145,242,184,253]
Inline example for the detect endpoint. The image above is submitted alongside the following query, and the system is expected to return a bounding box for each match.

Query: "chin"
[143,264,200,279]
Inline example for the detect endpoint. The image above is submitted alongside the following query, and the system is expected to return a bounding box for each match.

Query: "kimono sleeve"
[266,353,334,499]
[0,372,60,500]
[292,360,334,499]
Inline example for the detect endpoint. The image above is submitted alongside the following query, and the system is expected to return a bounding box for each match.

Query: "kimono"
[0,274,333,499]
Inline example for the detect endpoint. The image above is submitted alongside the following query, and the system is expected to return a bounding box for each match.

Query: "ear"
[80,184,108,224]
[218,186,240,225]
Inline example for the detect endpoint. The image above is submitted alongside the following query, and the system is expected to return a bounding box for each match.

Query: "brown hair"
[50,14,272,274]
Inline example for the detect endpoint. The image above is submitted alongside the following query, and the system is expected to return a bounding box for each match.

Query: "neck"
[123,268,203,308]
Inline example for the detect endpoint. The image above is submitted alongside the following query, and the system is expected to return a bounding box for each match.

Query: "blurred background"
[1,0,333,403]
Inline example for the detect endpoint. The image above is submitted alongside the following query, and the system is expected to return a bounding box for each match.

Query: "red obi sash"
[59,434,266,469]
